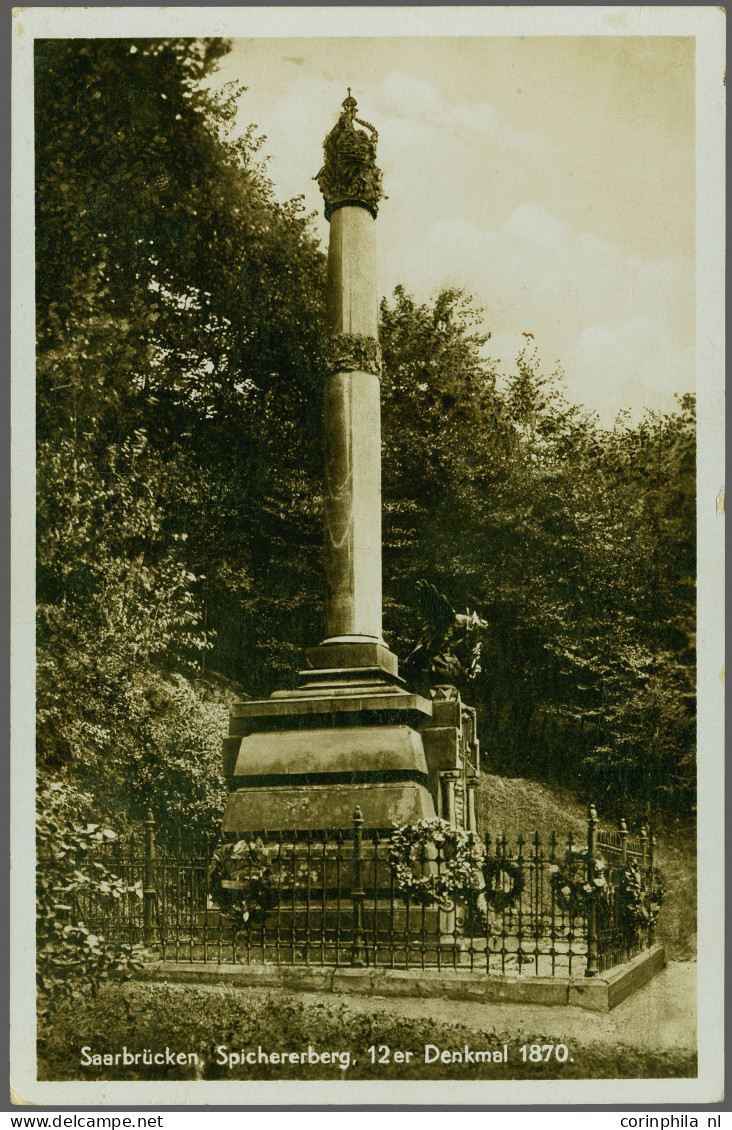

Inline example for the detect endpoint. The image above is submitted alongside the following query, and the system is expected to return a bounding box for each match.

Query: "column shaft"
[324,369,382,640]
[323,204,382,643]
[327,207,378,337]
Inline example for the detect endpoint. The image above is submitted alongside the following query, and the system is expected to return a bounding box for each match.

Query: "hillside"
[476,773,696,960]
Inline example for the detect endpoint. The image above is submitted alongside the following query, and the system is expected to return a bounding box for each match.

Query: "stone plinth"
[305,639,399,678]
[222,673,436,831]
[223,781,435,833]
[229,724,429,779]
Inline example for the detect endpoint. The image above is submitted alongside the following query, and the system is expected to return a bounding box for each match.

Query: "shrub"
[36,783,146,1016]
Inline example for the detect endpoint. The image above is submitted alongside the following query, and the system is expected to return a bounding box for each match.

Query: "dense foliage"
[36,35,695,860]
[379,288,695,813]
[36,783,145,1015]
[35,37,327,833]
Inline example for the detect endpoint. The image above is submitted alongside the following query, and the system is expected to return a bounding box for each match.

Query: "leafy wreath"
[617,862,664,944]
[208,838,279,926]
[460,857,526,935]
[550,848,608,918]
[481,857,525,915]
[328,333,383,376]
[387,819,484,908]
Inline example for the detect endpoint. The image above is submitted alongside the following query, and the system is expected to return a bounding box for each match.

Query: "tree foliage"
[36,38,327,827]
[378,287,695,811]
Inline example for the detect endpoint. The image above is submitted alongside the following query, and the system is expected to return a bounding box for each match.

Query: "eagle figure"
[403,580,489,686]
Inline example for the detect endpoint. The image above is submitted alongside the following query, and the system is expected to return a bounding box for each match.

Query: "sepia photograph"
[11,5,725,1108]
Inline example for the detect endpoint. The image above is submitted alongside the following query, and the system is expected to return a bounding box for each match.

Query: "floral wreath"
[387,819,485,908]
[208,838,279,926]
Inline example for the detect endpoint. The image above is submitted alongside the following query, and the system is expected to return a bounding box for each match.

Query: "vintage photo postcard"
[10,5,725,1108]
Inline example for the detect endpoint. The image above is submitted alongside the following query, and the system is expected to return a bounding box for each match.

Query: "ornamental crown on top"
[315,89,385,221]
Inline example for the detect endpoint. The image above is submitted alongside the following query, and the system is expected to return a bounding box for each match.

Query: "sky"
[211,36,695,426]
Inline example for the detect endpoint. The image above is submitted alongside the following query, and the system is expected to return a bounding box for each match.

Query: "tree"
[36,37,328,825]
[379,286,695,812]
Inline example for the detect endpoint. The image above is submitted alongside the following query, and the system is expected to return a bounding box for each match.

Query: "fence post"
[650,827,659,949]
[649,829,656,883]
[351,807,365,968]
[585,803,599,977]
[143,810,157,946]
[639,823,648,869]
[647,813,657,947]
[645,804,654,878]
[617,817,629,964]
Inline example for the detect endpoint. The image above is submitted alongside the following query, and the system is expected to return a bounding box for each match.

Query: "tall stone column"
[308,89,399,677]
[323,205,382,643]
[220,91,437,832]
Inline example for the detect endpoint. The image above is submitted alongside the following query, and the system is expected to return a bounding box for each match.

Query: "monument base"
[221,643,482,834]
[222,645,438,832]
[223,780,435,832]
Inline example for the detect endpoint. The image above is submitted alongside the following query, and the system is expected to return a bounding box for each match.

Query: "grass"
[38,982,697,1083]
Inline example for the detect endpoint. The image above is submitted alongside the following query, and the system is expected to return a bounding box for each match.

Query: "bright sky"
[213,36,695,426]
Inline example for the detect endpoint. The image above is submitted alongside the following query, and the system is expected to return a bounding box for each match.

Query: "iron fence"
[60,806,659,979]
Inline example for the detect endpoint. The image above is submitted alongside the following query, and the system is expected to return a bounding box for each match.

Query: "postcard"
[11,5,725,1108]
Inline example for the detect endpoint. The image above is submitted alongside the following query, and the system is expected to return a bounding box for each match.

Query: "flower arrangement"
[550,848,664,943]
[387,820,526,922]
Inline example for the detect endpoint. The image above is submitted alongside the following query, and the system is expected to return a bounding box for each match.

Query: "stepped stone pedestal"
[222,628,438,830]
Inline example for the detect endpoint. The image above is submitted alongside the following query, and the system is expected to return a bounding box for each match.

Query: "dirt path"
[139,961,696,1055]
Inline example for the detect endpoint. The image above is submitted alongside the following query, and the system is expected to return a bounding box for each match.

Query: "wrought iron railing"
[58,807,659,979]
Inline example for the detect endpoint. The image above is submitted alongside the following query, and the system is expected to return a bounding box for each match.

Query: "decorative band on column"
[328,333,382,376]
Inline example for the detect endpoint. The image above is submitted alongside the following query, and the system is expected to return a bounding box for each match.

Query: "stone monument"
[222,92,479,833]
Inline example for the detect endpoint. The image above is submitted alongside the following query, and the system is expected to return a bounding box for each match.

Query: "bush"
[36,783,146,1016]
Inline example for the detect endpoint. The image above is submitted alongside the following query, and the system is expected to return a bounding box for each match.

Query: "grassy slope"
[39,982,697,1082]
[476,774,696,960]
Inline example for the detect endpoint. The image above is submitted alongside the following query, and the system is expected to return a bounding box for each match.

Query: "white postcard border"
[11,4,725,1107]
